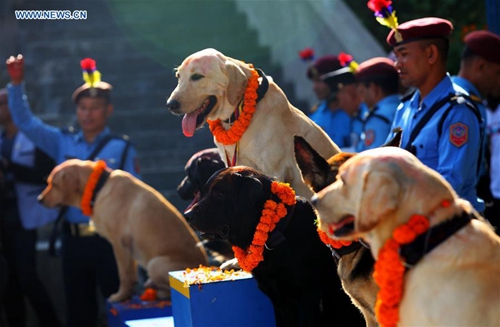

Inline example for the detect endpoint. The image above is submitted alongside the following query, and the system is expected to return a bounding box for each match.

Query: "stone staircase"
[14,0,306,211]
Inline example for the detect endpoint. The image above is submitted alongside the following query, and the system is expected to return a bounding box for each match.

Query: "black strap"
[399,211,472,268]
[404,93,482,154]
[328,241,363,263]
[48,133,115,257]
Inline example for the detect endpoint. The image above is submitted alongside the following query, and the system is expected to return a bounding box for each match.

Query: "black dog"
[177,148,225,211]
[184,166,365,327]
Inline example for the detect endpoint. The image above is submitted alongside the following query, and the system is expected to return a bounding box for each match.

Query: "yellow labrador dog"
[38,159,208,302]
[313,147,500,326]
[166,48,340,197]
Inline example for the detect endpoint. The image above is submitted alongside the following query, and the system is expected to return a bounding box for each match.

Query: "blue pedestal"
[169,270,275,327]
[107,295,172,327]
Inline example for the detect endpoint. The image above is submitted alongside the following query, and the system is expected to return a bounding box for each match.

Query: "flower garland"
[232,181,296,272]
[207,68,260,145]
[373,214,430,327]
[81,160,107,216]
[317,228,354,249]
[140,288,157,301]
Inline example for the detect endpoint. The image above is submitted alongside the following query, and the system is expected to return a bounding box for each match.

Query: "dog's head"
[313,147,457,241]
[38,159,95,209]
[184,166,272,249]
[177,148,226,211]
[166,48,252,137]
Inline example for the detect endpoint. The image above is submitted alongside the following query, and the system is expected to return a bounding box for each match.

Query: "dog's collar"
[223,68,269,124]
[91,169,111,208]
[399,211,473,269]
[328,241,364,262]
[264,198,296,250]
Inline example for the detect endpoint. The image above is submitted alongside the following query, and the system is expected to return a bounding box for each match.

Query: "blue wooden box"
[169,270,275,327]
[107,295,172,327]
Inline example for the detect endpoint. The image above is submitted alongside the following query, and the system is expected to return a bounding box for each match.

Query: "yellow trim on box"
[169,274,190,299]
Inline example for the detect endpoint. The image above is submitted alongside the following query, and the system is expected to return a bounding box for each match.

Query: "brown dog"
[313,147,500,326]
[38,159,208,302]
[166,48,340,198]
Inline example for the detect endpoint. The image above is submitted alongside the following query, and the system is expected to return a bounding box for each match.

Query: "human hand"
[6,54,24,85]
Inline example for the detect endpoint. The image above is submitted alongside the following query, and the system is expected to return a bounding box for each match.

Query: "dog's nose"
[310,194,318,207]
[166,99,181,114]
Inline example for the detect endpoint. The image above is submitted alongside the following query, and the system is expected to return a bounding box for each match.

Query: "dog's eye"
[191,74,204,81]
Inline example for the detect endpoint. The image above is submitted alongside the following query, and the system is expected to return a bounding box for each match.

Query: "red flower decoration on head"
[299,47,315,62]
[80,58,96,72]
[338,52,353,67]
[367,0,392,13]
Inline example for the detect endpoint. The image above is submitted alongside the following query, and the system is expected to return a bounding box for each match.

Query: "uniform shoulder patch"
[450,123,468,147]
[364,129,375,147]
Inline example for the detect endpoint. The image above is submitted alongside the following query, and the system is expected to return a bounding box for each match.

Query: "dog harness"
[399,211,475,269]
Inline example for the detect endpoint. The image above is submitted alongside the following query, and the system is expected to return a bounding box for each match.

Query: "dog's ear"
[355,169,400,233]
[293,135,331,193]
[225,60,248,106]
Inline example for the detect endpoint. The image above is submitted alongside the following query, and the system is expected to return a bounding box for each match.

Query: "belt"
[63,221,97,237]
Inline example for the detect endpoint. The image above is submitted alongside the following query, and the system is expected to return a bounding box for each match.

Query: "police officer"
[0,88,61,327]
[306,55,352,148]
[385,18,483,212]
[355,57,400,151]
[452,30,500,220]
[6,54,140,327]
[321,58,368,152]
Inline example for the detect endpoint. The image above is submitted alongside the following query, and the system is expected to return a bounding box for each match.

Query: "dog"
[293,131,401,327]
[177,147,225,212]
[38,159,208,302]
[184,166,365,327]
[166,48,340,198]
[313,147,500,326]
[177,148,234,266]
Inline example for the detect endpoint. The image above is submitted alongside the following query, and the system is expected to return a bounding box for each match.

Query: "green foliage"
[346,0,487,74]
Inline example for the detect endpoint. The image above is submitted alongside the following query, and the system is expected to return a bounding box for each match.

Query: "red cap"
[307,55,342,80]
[387,17,453,46]
[356,57,398,81]
[464,30,500,65]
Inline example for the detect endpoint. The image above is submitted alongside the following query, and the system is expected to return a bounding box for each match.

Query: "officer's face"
[393,41,431,89]
[76,97,113,135]
[478,61,500,98]
[312,77,331,100]
[357,82,376,108]
[336,84,360,116]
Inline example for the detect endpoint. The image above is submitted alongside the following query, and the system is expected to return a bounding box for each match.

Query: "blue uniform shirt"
[386,75,483,212]
[7,83,140,223]
[451,76,488,177]
[309,100,352,148]
[356,94,399,152]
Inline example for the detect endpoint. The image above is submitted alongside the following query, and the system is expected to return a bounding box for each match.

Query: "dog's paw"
[220,257,240,270]
[108,291,133,303]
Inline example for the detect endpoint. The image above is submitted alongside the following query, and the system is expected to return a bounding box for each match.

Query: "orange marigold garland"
[232,181,296,272]
[81,160,107,216]
[373,214,430,327]
[139,288,157,301]
[207,68,260,145]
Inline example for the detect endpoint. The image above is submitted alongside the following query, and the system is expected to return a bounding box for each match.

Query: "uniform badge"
[364,129,375,147]
[450,123,468,147]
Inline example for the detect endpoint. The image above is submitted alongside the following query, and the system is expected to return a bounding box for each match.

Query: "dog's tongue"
[182,111,199,137]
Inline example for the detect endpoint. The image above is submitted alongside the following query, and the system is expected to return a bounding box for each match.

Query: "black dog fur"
[184,166,365,327]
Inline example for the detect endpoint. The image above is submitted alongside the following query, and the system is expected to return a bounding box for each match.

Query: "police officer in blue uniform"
[355,57,400,152]
[452,30,500,219]
[6,54,140,327]
[321,60,368,152]
[0,88,61,327]
[384,18,483,212]
[306,55,352,148]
